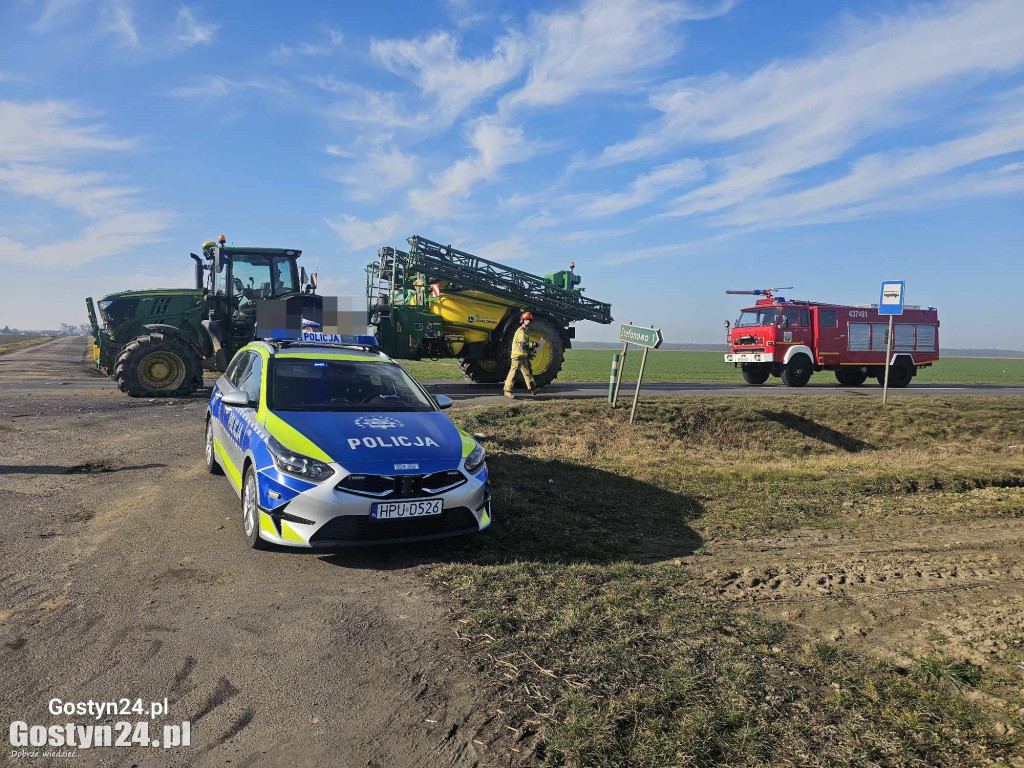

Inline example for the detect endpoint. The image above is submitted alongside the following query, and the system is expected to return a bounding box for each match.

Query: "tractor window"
[736,308,779,327]
[230,255,299,304]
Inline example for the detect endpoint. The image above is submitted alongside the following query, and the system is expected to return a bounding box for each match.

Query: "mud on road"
[0,337,524,767]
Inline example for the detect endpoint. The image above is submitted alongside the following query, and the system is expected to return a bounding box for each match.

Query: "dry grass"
[429,397,1024,767]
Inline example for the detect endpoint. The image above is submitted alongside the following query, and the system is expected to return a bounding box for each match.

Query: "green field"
[400,349,1024,385]
[0,334,54,355]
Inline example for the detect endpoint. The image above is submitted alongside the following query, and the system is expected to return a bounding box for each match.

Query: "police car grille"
[309,507,478,544]
[337,470,466,499]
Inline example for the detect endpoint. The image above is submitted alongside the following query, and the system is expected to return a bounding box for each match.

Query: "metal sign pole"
[612,340,628,408]
[629,346,650,424]
[882,314,894,404]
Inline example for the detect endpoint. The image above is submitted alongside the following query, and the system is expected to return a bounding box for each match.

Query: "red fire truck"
[724,289,940,388]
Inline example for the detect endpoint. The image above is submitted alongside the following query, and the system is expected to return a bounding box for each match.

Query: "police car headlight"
[464,441,486,474]
[267,436,334,482]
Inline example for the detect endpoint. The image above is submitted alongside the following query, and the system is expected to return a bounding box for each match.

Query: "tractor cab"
[196,237,318,364]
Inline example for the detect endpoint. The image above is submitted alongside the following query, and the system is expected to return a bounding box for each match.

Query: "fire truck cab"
[724,291,940,388]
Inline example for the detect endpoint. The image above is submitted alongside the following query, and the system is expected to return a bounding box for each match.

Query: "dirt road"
[0,337,518,767]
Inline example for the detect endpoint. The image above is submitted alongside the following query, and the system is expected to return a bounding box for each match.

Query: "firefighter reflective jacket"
[511,326,532,359]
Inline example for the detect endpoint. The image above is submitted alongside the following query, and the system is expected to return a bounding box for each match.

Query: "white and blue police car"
[204,333,490,548]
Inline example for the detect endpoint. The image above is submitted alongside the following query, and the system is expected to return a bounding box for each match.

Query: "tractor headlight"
[267,436,334,482]
[465,441,486,474]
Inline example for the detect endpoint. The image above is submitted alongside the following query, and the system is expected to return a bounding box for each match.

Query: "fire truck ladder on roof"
[380,235,613,325]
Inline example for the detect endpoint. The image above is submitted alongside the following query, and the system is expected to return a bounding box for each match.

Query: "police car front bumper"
[724,353,775,364]
[255,464,490,548]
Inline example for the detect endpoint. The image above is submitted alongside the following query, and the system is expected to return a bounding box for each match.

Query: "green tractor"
[86,237,319,397]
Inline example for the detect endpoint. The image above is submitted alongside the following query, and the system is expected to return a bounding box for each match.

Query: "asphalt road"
[0,337,526,768]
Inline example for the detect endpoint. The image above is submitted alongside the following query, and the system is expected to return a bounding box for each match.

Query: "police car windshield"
[269,358,434,412]
[736,308,779,327]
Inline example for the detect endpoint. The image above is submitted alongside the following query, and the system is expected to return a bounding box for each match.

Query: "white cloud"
[175,6,218,47]
[335,146,418,201]
[591,0,1024,224]
[500,0,723,112]
[714,109,1024,228]
[0,72,29,83]
[408,118,539,218]
[104,1,139,47]
[272,28,342,59]
[372,30,527,124]
[0,101,134,161]
[0,101,169,268]
[32,0,87,32]
[580,158,704,217]
[326,214,403,251]
[319,82,430,130]
[473,235,530,261]
[168,76,290,100]
[0,212,170,267]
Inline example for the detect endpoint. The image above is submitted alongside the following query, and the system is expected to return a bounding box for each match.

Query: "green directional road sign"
[618,324,663,349]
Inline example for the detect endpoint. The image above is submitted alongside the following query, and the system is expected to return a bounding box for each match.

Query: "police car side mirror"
[222,390,255,408]
[434,395,454,410]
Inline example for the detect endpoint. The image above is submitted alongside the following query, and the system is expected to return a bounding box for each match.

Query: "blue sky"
[1,0,1022,348]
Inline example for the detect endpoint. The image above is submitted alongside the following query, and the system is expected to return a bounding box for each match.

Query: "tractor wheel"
[741,364,771,386]
[112,332,201,398]
[877,361,914,388]
[459,356,510,384]
[781,354,812,387]
[835,368,868,386]
[519,317,564,389]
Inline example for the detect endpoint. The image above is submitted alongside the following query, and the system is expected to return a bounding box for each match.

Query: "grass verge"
[432,397,1024,766]
[399,349,1024,385]
[0,335,55,356]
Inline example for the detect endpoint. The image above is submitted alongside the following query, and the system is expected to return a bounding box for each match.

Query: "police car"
[204,333,490,548]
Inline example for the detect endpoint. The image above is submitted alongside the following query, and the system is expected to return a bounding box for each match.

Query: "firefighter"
[503,312,537,399]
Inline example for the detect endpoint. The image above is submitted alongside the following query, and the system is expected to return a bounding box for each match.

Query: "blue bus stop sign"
[879,281,904,316]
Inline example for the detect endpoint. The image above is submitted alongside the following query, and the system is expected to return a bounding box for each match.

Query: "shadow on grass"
[758,409,872,452]
[320,454,703,570]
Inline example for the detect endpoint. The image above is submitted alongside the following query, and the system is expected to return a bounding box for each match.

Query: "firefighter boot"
[503,390,516,399]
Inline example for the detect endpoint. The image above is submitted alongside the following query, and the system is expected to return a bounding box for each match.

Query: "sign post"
[615,323,663,423]
[878,281,904,404]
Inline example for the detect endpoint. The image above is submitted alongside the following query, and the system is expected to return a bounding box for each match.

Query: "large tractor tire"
[519,317,564,389]
[835,368,868,386]
[458,357,510,384]
[112,332,201,398]
[741,364,771,386]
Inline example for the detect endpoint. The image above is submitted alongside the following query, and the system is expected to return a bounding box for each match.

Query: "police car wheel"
[241,466,267,549]
[205,418,224,475]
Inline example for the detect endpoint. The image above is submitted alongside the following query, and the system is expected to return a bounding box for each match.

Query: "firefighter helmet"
[520,311,533,322]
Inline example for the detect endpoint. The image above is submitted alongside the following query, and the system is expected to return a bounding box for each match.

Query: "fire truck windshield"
[736,308,779,327]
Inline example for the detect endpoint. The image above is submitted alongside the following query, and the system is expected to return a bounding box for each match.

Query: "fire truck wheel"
[781,354,812,387]
[878,361,914,388]
[835,368,868,386]
[741,364,770,385]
